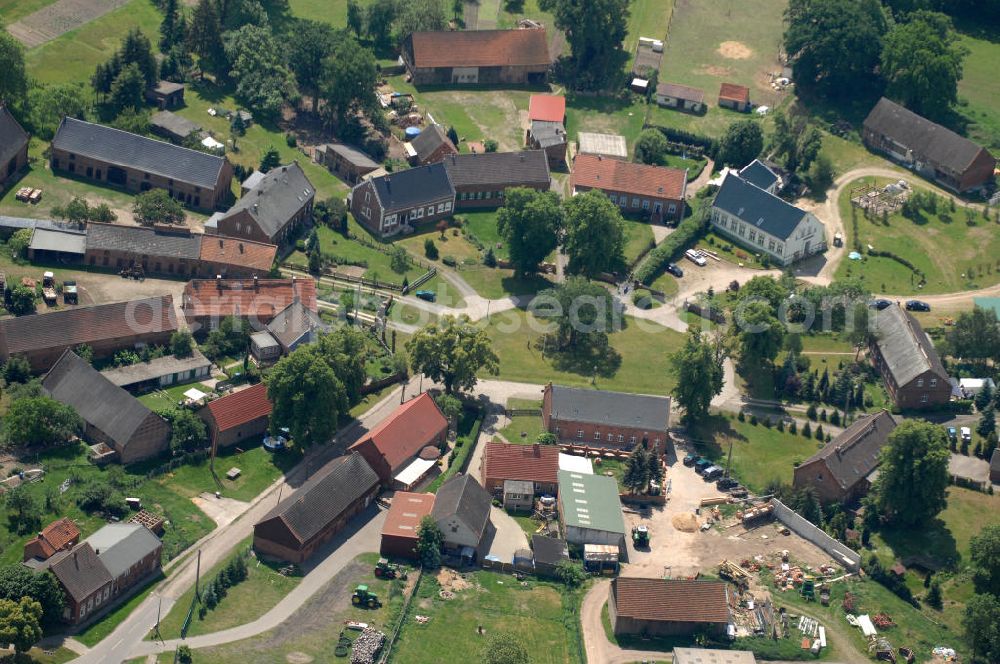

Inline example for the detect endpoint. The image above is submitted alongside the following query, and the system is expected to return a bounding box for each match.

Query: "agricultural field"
[482,310,684,395]
[0,0,60,25]
[835,177,1000,295]
[957,33,1000,153]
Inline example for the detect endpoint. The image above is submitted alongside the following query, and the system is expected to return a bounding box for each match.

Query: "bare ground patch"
[6,0,130,47]
[718,41,753,60]
[698,64,733,78]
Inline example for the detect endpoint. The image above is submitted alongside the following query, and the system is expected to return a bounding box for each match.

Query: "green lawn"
[153,538,301,640]
[137,382,217,412]
[0,648,76,664]
[500,399,546,444]
[496,0,556,31]
[287,0,375,26]
[459,210,506,259]
[483,310,684,395]
[160,443,301,503]
[390,571,577,664]
[624,0,674,59]
[696,231,768,268]
[75,571,165,647]
[834,177,1000,295]
[397,226,483,267]
[458,266,555,299]
[309,219,435,284]
[24,0,162,85]
[689,413,824,491]
[957,33,1000,152]
[0,0,60,24]
[622,219,656,266]
[565,95,648,151]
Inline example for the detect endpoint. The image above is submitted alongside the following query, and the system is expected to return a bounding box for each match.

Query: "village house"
[149,111,202,143]
[870,304,952,409]
[315,143,382,185]
[431,474,495,563]
[542,384,671,452]
[100,349,212,393]
[577,133,628,161]
[181,277,317,331]
[253,452,380,563]
[349,162,455,237]
[655,83,706,113]
[23,518,80,565]
[0,104,29,190]
[349,392,448,490]
[402,29,551,86]
[609,578,731,637]
[38,543,111,625]
[793,410,898,503]
[380,491,436,560]
[570,154,686,223]
[145,80,185,110]
[443,150,551,209]
[718,83,751,112]
[0,295,178,373]
[406,124,458,166]
[197,234,278,279]
[558,470,626,554]
[50,117,233,212]
[212,162,315,245]
[482,442,560,508]
[863,97,996,192]
[526,95,568,166]
[738,159,781,193]
[531,535,570,577]
[199,382,272,452]
[85,523,162,601]
[250,299,328,365]
[710,170,826,265]
[43,350,171,464]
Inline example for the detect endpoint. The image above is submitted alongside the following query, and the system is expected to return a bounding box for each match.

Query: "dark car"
[666,263,684,278]
[414,290,437,302]
[905,300,930,312]
[869,299,892,310]
[716,477,738,490]
[694,458,713,473]
[683,453,697,467]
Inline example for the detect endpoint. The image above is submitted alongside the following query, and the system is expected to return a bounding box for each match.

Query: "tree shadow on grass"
[540,333,623,380]
[878,517,960,570]
[687,413,749,460]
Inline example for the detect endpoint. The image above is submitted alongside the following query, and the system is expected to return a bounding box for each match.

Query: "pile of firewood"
[351,627,386,664]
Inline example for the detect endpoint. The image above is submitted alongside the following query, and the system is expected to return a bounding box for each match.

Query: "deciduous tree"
[481,632,530,664]
[540,0,630,90]
[132,188,186,225]
[288,20,338,113]
[718,120,764,168]
[168,409,208,452]
[26,83,88,140]
[634,128,669,165]
[0,565,65,628]
[970,524,1000,597]
[406,315,499,393]
[732,300,784,373]
[416,515,443,568]
[947,307,1000,366]
[0,596,43,653]
[5,488,42,535]
[3,396,81,449]
[319,37,378,129]
[224,25,297,119]
[873,420,950,526]
[964,593,1000,663]
[0,33,28,114]
[266,347,347,446]
[563,190,626,278]
[534,277,616,351]
[396,0,446,37]
[496,188,564,277]
[670,329,726,423]
[170,331,195,357]
[188,0,228,77]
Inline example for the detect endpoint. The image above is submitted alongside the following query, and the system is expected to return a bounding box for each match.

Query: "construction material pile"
[740,503,774,525]
[350,627,386,664]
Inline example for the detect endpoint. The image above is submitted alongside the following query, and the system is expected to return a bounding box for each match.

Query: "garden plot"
[7,0,131,47]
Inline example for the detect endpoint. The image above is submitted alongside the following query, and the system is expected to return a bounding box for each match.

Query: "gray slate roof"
[992,448,1000,473]
[150,110,201,139]
[266,300,327,350]
[864,97,992,173]
[86,523,160,578]
[442,150,550,187]
[42,350,165,450]
[45,544,112,602]
[51,117,227,189]
[258,452,378,546]
[713,173,808,241]
[220,162,314,239]
[370,162,455,213]
[99,349,211,388]
[656,83,705,103]
[0,216,79,233]
[531,535,569,565]
[548,385,670,431]
[86,222,203,260]
[800,410,897,490]
[29,227,87,255]
[530,120,567,149]
[738,159,779,191]
[0,105,29,167]
[873,305,948,386]
[410,124,455,162]
[432,473,493,539]
[327,143,380,170]
[241,170,266,191]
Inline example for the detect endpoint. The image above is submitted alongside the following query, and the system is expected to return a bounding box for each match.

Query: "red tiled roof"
[182,278,317,321]
[483,442,559,484]
[409,29,551,69]
[382,492,436,540]
[719,83,750,104]
[205,383,272,433]
[571,154,686,200]
[612,578,730,624]
[529,95,566,123]
[199,235,277,274]
[350,392,448,472]
[25,518,80,559]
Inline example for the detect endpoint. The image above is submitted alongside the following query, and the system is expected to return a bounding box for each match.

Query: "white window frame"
[594,431,601,440]
[631,197,640,208]
[576,430,583,439]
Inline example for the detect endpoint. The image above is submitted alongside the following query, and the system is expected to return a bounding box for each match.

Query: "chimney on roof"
[253,275,259,291]
[37,532,44,539]
[216,275,222,292]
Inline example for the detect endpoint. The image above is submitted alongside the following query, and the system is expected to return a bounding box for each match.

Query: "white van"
[961,427,972,443]
[685,249,707,266]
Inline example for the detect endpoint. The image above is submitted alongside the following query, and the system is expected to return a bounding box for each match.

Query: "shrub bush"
[442,255,457,267]
[635,206,711,284]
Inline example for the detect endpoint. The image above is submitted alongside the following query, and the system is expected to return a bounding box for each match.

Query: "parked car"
[683,453,697,467]
[905,300,931,312]
[716,476,739,490]
[869,299,892,310]
[946,426,958,443]
[666,263,684,278]
[415,290,436,302]
[702,466,724,481]
[694,458,713,473]
[961,427,972,443]
[685,249,707,267]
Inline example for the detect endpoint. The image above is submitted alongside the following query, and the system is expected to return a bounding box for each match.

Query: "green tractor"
[374,558,408,580]
[800,576,816,601]
[632,525,650,548]
[351,585,381,609]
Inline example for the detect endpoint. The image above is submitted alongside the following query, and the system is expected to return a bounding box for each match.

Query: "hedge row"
[646,124,719,159]
[634,205,711,284]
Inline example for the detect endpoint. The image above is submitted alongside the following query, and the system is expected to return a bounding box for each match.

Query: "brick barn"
[23,518,80,565]
[609,578,731,637]
[431,474,495,562]
[402,29,551,86]
[181,277,317,332]
[542,384,671,452]
[869,305,951,409]
[253,453,380,563]
[380,491,436,560]
[200,383,273,452]
[718,83,750,112]
[0,104,29,190]
[406,124,458,166]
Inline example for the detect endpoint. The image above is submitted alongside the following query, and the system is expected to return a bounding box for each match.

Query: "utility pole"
[195,550,201,600]
[154,596,163,642]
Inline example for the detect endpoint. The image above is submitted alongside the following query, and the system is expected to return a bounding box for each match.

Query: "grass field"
[390,571,578,664]
[482,310,684,395]
[957,33,1000,152]
[0,0,59,24]
[624,0,675,62]
[159,443,301,503]
[622,219,656,266]
[835,177,1000,295]
[0,647,76,664]
[689,413,824,491]
[565,95,648,152]
[499,399,546,443]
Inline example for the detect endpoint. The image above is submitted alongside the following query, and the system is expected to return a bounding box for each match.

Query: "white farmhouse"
[710,162,826,266]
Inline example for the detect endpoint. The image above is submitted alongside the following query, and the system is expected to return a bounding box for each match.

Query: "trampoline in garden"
[404,126,421,140]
